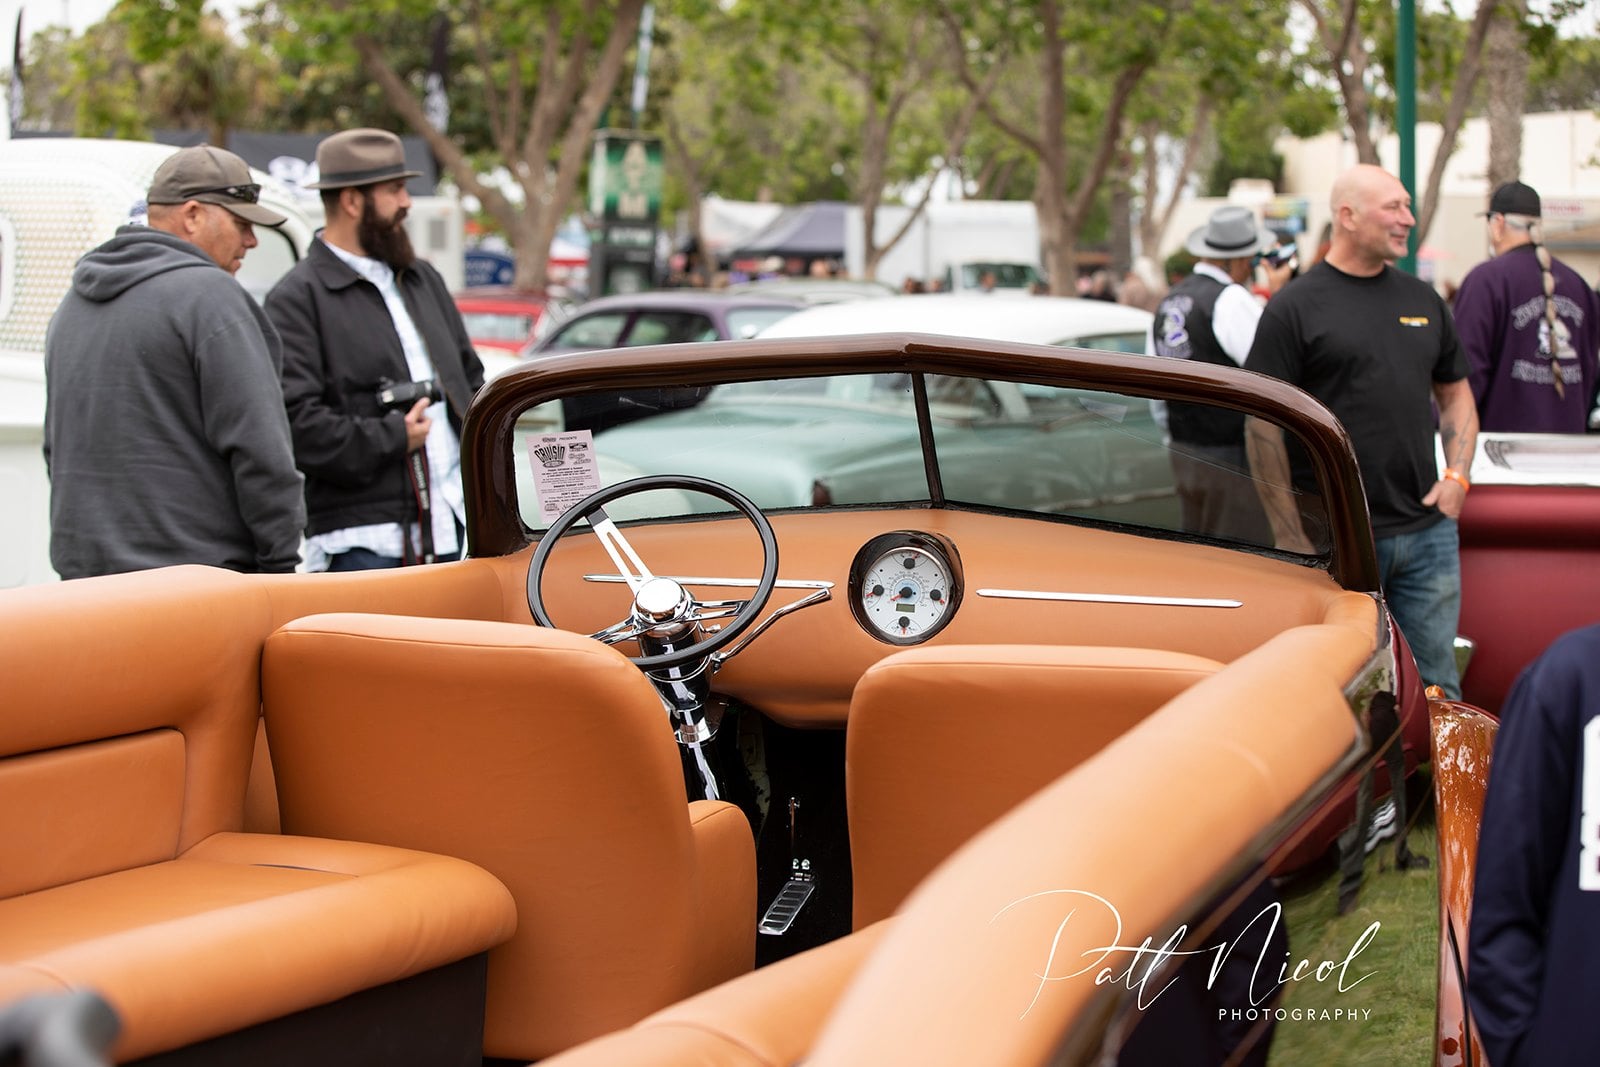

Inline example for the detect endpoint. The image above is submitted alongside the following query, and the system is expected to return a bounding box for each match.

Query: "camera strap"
[402,446,436,566]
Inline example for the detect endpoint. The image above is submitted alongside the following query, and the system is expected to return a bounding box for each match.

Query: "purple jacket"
[1453,244,1600,433]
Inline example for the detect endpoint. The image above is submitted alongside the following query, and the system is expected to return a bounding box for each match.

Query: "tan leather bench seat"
[541,921,891,1067]
[0,833,516,1063]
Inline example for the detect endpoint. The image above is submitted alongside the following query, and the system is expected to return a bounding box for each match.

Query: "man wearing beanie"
[42,145,304,578]
[1453,181,1600,433]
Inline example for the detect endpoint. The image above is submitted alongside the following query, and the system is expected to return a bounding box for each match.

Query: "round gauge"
[848,531,963,645]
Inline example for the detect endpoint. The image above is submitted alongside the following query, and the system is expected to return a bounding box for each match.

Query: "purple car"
[522,290,805,432]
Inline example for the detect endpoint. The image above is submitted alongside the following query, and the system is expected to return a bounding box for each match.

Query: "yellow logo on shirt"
[1398,316,1430,327]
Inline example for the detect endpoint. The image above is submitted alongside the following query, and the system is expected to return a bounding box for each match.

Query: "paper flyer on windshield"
[528,430,603,521]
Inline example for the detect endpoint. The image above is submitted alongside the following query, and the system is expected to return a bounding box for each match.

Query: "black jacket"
[266,240,485,537]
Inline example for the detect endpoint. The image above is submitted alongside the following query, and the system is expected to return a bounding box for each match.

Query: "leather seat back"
[0,567,265,896]
[814,625,1364,1064]
[847,644,1224,927]
[262,612,755,1060]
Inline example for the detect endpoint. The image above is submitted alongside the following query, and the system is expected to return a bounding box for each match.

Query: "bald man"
[1243,164,1474,904]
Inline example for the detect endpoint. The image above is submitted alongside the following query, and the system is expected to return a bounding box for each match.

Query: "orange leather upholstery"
[261,612,758,1061]
[847,644,1226,927]
[0,834,514,1062]
[0,568,517,1061]
[542,921,890,1067]
[807,623,1366,1065]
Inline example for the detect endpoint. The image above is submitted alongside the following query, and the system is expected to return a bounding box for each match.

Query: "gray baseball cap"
[147,145,287,228]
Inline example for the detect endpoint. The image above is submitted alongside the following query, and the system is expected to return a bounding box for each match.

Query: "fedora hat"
[306,128,422,190]
[147,145,287,228]
[1184,204,1273,259]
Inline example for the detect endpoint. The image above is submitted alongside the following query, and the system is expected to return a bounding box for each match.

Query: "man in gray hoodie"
[43,145,305,578]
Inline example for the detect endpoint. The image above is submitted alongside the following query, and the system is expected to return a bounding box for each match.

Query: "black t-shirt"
[1244,261,1467,537]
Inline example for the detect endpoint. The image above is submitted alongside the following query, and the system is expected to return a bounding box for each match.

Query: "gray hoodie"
[43,225,305,578]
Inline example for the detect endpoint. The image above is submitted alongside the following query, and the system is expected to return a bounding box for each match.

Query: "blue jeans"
[1375,517,1462,700]
[326,545,461,572]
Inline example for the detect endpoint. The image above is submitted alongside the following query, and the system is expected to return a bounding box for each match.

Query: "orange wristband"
[1442,468,1471,492]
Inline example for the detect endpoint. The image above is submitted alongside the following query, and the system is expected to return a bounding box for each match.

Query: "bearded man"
[266,128,484,571]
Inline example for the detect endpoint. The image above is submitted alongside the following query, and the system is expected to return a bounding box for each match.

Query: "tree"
[264,0,647,290]
[1293,0,1583,248]
[734,0,1003,281]
[1485,0,1529,187]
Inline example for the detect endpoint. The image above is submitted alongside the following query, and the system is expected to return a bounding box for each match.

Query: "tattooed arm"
[1245,415,1316,554]
[1425,378,1479,520]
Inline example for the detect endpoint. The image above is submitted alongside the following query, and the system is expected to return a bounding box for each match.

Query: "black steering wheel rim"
[527,474,780,671]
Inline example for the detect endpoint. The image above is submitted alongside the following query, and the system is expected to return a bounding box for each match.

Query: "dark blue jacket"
[1468,623,1600,1066]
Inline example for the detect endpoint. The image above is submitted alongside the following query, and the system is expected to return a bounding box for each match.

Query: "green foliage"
[1527,25,1600,111]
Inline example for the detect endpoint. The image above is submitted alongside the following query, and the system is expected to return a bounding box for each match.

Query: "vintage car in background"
[522,290,806,434]
[0,327,1460,1065]
[525,290,805,357]
[721,276,900,304]
[584,295,1166,522]
[453,285,577,379]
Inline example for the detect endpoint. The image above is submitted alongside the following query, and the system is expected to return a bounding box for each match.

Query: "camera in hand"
[1260,243,1298,270]
[375,378,442,412]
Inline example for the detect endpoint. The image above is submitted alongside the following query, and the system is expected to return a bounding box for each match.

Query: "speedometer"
[848,531,963,645]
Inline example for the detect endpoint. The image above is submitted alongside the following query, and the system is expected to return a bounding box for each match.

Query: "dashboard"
[514,508,1355,727]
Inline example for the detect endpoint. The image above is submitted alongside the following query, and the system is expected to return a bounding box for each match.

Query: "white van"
[0,138,322,588]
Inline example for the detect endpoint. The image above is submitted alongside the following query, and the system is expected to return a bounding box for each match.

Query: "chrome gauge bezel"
[847,530,963,646]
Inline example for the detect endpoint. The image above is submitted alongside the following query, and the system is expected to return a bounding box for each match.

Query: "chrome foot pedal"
[758,877,815,935]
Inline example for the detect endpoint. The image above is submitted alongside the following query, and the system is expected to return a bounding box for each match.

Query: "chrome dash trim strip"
[584,574,835,590]
[975,588,1243,608]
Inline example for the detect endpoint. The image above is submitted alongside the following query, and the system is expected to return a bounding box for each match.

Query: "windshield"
[960,263,1041,289]
[460,311,534,342]
[512,371,1331,558]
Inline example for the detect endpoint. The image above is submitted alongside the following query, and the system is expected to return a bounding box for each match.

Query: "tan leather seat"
[262,612,758,1061]
[0,568,516,1062]
[540,921,891,1067]
[847,644,1224,926]
[0,833,515,1062]
[810,625,1364,1064]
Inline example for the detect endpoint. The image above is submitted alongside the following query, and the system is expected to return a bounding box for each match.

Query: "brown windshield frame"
[463,333,1378,592]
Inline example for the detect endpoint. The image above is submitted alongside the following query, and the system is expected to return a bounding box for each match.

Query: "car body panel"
[529,291,805,358]
[757,291,1152,350]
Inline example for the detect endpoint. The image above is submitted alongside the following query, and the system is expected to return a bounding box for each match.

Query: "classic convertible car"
[1,333,1459,1065]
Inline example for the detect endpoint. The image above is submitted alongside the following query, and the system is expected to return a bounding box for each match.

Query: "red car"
[453,286,575,378]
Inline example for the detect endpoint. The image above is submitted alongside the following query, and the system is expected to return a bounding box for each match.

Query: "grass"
[1267,819,1440,1067]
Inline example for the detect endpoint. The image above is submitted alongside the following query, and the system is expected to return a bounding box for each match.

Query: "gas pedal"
[758,878,816,936]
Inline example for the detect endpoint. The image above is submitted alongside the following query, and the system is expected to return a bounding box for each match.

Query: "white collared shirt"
[304,239,465,570]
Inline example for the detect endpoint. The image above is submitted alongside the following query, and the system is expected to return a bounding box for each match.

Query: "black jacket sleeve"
[266,270,409,488]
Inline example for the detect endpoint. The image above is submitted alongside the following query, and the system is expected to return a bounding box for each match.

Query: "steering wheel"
[527,475,779,672]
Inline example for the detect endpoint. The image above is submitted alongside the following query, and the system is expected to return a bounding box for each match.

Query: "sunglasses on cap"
[190,183,262,204]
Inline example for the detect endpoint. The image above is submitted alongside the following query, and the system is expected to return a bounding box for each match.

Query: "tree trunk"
[1411,0,1497,247]
[1484,0,1527,188]
[1109,147,1133,278]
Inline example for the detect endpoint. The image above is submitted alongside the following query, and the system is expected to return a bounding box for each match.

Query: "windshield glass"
[512,372,1331,557]
[959,262,1041,289]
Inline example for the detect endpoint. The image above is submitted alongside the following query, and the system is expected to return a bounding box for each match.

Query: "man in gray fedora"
[1146,204,1290,544]
[44,144,304,578]
[266,128,484,571]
